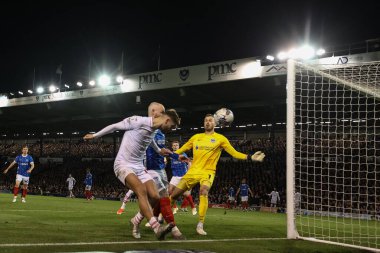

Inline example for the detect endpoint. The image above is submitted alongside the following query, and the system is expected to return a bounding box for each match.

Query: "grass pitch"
[0,193,370,253]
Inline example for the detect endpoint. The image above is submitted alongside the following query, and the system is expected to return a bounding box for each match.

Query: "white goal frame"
[286,59,380,252]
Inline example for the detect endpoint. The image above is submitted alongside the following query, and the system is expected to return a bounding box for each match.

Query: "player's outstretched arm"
[160,148,173,156]
[149,139,173,156]
[84,116,151,140]
[221,137,266,162]
[221,137,251,160]
[251,151,265,162]
[84,121,127,140]
[178,154,190,162]
[83,133,95,140]
[3,161,16,174]
[168,153,190,163]
[174,134,197,155]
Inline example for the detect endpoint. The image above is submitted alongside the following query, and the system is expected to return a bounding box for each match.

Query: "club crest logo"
[179,69,189,81]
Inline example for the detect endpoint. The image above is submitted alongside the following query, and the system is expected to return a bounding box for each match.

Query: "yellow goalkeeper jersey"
[175,132,247,174]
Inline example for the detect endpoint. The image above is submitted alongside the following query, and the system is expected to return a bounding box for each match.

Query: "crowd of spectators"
[295,131,380,216]
[1,159,124,200]
[0,137,287,207]
[1,130,378,217]
[0,140,114,158]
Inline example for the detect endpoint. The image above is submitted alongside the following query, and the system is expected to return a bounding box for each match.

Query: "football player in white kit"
[66,174,76,198]
[268,188,280,208]
[118,103,185,239]
[83,108,181,240]
[117,103,172,215]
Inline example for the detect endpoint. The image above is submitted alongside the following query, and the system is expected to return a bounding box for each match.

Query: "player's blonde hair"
[148,102,165,117]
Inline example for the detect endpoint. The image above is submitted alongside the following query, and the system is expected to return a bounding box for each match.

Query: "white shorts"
[241,196,248,202]
[85,185,92,191]
[68,186,74,191]
[169,176,182,187]
[148,170,168,192]
[114,162,153,185]
[169,175,191,195]
[16,174,30,185]
[228,196,235,201]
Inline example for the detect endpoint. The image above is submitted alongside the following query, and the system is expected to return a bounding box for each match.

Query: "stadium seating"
[0,137,287,207]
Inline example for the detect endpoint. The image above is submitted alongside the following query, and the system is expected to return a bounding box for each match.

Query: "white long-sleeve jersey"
[93,116,155,165]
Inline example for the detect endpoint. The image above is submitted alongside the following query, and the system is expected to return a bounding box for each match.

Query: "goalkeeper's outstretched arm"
[221,137,265,162]
[174,134,197,155]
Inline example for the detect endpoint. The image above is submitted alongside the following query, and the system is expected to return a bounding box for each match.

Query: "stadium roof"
[2,50,379,136]
[0,75,286,135]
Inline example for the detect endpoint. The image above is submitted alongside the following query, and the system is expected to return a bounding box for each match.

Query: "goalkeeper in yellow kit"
[170,114,265,235]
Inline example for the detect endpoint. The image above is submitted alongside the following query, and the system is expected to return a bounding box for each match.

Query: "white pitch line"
[0,238,287,247]
[315,236,380,239]
[3,209,114,214]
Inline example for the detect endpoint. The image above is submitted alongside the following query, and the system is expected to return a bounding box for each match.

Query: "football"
[214,108,234,127]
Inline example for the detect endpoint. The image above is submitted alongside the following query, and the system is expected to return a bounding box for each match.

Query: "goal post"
[286,59,380,251]
[287,59,298,239]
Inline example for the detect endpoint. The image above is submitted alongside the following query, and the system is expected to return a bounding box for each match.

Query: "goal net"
[286,59,380,251]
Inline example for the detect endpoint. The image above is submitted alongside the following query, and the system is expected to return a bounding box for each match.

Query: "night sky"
[0,0,378,93]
